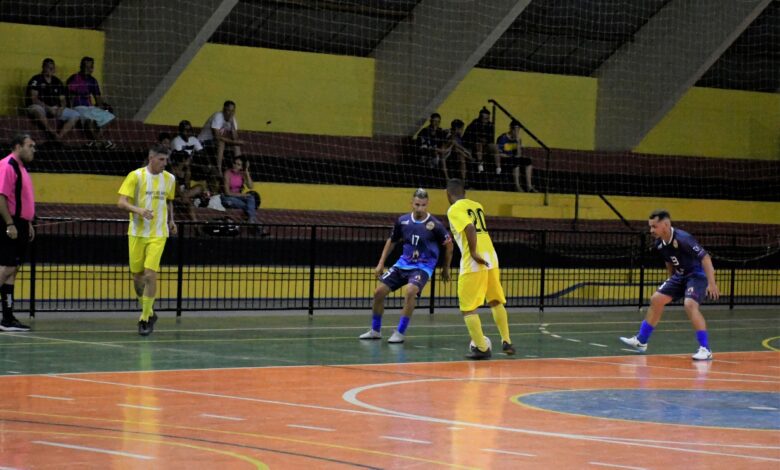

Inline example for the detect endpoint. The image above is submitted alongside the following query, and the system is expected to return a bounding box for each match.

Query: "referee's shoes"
[0,316,31,332]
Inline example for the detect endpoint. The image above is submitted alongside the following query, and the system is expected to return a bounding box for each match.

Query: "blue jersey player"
[621,210,720,360]
[359,188,453,343]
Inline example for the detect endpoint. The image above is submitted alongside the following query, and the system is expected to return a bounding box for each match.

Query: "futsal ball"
[469,336,492,352]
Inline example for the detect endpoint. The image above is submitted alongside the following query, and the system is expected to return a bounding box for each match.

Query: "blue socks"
[397,316,410,334]
[637,321,654,344]
[371,312,382,332]
[696,330,709,349]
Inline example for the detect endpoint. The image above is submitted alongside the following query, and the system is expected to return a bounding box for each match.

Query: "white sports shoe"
[477,163,484,173]
[388,331,405,343]
[208,195,226,211]
[692,346,712,361]
[359,329,381,340]
[620,335,648,352]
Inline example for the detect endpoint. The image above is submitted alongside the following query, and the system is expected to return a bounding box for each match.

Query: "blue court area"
[516,389,780,430]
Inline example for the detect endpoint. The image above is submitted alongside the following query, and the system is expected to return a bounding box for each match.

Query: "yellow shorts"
[128,236,168,273]
[458,268,506,312]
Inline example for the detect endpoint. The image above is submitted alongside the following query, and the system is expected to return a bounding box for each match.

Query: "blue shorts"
[380,267,430,293]
[657,274,707,303]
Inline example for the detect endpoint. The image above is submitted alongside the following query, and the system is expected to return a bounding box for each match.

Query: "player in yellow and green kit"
[117,144,177,336]
[446,178,514,359]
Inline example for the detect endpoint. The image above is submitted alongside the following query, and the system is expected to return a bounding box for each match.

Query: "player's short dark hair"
[430,113,441,120]
[479,107,490,116]
[42,58,54,67]
[148,143,171,156]
[649,209,670,221]
[11,133,31,149]
[157,132,172,143]
[451,119,464,129]
[80,56,94,72]
[447,178,465,196]
[178,120,193,134]
[413,188,428,200]
[223,100,236,109]
[510,120,521,128]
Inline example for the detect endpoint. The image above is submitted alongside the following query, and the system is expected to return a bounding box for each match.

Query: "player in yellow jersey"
[117,144,177,336]
[446,178,514,359]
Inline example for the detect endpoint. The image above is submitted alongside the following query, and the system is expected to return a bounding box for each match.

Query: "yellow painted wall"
[636,87,780,160]
[145,44,375,137]
[31,174,780,226]
[0,22,104,116]
[437,69,597,151]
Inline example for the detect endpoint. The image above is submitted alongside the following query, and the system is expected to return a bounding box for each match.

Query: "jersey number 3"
[467,208,487,233]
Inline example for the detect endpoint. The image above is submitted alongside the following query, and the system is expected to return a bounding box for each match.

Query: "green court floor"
[0,308,777,375]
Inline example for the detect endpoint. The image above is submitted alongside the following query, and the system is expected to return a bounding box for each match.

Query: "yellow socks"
[140,296,155,321]
[491,304,511,344]
[464,314,488,351]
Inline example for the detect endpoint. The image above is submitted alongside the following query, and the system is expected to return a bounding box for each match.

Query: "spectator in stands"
[170,152,204,221]
[440,119,471,182]
[25,58,80,143]
[415,113,447,168]
[221,156,257,224]
[198,100,244,173]
[463,107,497,174]
[66,56,116,149]
[173,119,220,194]
[496,120,536,192]
[157,132,172,150]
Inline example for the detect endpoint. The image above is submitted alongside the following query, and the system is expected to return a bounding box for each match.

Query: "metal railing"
[15,218,780,316]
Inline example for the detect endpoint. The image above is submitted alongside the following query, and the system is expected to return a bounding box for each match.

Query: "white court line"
[117,403,161,411]
[413,346,425,349]
[15,334,124,349]
[716,360,741,364]
[200,413,245,421]
[589,343,608,347]
[589,462,645,470]
[620,348,642,354]
[482,448,535,457]
[381,435,431,444]
[287,424,335,432]
[440,348,456,351]
[550,334,561,338]
[32,440,154,460]
[749,406,778,411]
[448,426,464,430]
[28,394,73,401]
[0,466,22,470]
[524,354,538,358]
[565,338,582,343]
[5,371,20,374]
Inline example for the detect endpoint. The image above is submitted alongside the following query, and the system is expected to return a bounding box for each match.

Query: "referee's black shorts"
[0,217,31,267]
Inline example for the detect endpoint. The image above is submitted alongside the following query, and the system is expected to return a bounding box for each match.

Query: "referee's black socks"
[0,284,13,319]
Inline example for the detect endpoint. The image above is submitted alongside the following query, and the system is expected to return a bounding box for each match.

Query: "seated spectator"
[169,153,205,221]
[198,100,245,173]
[440,119,472,182]
[66,56,116,149]
[25,58,80,142]
[496,120,536,192]
[222,156,258,224]
[463,107,497,174]
[157,132,172,150]
[415,113,447,168]
[173,119,221,194]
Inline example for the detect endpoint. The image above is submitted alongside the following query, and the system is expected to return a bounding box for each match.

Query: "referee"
[0,133,36,332]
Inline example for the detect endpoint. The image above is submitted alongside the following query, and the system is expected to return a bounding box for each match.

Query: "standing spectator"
[440,119,472,182]
[25,58,80,142]
[198,100,244,173]
[0,134,37,331]
[415,113,447,168]
[620,210,720,360]
[446,178,515,359]
[222,156,257,224]
[173,119,220,193]
[496,120,536,192]
[117,144,177,336]
[463,107,497,174]
[66,56,115,149]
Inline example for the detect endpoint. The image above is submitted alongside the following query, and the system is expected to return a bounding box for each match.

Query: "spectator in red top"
[0,133,36,332]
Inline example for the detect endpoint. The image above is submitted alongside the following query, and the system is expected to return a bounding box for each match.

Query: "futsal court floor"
[1,307,778,469]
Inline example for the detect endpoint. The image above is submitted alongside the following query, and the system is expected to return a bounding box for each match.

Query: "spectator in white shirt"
[198,100,244,172]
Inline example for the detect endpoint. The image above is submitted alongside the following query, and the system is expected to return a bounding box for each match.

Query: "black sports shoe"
[138,313,158,336]
[465,345,491,360]
[0,316,31,332]
[502,341,516,355]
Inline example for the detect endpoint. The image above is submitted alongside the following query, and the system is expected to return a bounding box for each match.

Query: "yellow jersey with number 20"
[447,198,498,274]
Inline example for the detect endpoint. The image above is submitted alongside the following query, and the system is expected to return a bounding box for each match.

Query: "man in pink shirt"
[0,134,36,331]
